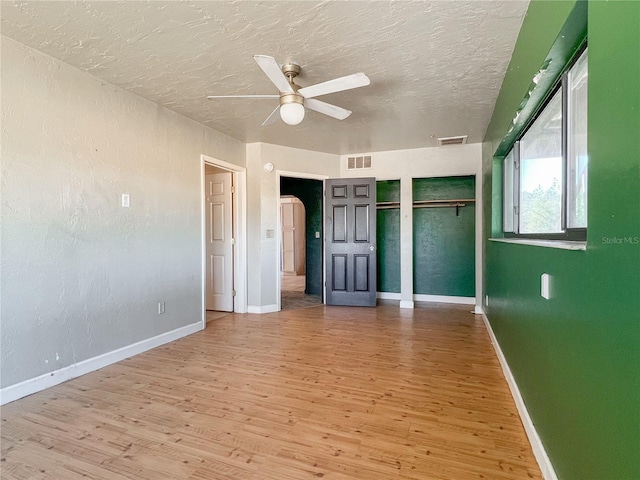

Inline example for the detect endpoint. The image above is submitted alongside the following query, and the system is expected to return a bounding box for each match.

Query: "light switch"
[266,229,274,238]
[315,231,320,239]
[121,193,130,208]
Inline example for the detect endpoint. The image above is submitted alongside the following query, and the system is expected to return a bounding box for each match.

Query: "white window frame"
[503,47,588,241]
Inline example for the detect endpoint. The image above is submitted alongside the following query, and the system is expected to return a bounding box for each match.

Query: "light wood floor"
[1,304,542,479]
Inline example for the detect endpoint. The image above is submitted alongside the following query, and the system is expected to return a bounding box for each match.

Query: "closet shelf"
[376,198,476,210]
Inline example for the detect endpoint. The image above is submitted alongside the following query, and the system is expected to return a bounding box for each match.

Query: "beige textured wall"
[0,36,245,389]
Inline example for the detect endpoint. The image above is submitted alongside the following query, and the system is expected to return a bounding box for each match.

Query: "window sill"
[489,238,586,250]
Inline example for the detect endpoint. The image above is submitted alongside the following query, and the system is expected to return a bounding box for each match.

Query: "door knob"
[369,245,376,252]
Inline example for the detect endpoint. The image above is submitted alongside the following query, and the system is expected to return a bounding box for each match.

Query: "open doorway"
[279,176,323,310]
[201,155,247,326]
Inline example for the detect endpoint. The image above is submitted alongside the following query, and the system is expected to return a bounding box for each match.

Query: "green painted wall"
[484,0,579,154]
[376,180,401,293]
[280,177,323,297]
[413,177,475,297]
[483,1,640,479]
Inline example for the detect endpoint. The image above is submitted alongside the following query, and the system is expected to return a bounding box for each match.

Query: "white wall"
[0,36,245,396]
[339,144,481,179]
[245,142,339,311]
[340,144,483,309]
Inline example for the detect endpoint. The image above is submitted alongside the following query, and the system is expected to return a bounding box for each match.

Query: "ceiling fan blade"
[304,98,352,120]
[298,72,370,99]
[207,95,279,99]
[254,55,294,94]
[262,105,281,126]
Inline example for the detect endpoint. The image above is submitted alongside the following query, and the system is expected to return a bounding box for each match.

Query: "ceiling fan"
[207,55,370,126]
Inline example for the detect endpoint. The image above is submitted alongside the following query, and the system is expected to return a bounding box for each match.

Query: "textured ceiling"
[1,0,528,155]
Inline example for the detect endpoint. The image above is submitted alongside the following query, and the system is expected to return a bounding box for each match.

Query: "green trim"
[485,0,578,150]
[492,156,505,237]
[495,0,587,157]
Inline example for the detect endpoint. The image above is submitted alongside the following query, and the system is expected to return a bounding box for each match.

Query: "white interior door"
[206,173,233,311]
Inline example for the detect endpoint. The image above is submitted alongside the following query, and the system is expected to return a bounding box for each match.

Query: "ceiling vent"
[347,155,372,170]
[437,135,468,146]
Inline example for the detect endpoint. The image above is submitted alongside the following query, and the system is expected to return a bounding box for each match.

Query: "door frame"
[201,155,247,326]
[276,170,328,311]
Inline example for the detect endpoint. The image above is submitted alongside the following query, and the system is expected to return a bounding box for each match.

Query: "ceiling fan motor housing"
[279,63,304,118]
[281,63,301,79]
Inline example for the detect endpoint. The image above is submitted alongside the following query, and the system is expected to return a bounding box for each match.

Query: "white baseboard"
[377,292,475,307]
[0,322,203,406]
[376,293,413,309]
[247,304,278,314]
[473,305,485,315]
[377,292,401,300]
[481,314,558,480]
[413,294,475,305]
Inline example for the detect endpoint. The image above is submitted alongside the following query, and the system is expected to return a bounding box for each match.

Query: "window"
[503,48,588,239]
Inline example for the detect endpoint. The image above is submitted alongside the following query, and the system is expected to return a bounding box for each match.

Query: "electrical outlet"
[541,274,551,299]
[315,231,320,239]
[158,302,165,314]
[121,193,130,208]
[485,295,489,307]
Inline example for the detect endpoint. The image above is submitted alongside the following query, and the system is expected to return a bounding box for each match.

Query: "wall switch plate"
[315,231,321,239]
[266,229,274,238]
[158,302,165,314]
[541,274,551,299]
[485,295,489,306]
[121,193,130,208]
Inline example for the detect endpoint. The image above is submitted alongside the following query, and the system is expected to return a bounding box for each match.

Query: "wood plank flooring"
[1,304,542,479]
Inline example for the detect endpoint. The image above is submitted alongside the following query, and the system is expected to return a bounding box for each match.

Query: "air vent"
[437,135,468,146]
[347,155,372,170]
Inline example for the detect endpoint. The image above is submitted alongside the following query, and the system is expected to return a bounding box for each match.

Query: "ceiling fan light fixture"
[279,95,305,125]
[207,55,370,126]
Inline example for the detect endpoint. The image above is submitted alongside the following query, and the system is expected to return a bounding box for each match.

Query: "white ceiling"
[1,0,528,155]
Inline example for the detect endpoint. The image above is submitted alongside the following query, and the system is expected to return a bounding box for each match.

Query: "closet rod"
[375,198,475,210]
[414,203,467,209]
[413,198,475,205]
[376,203,471,210]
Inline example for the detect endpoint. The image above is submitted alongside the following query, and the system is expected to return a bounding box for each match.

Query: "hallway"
[281,273,322,310]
